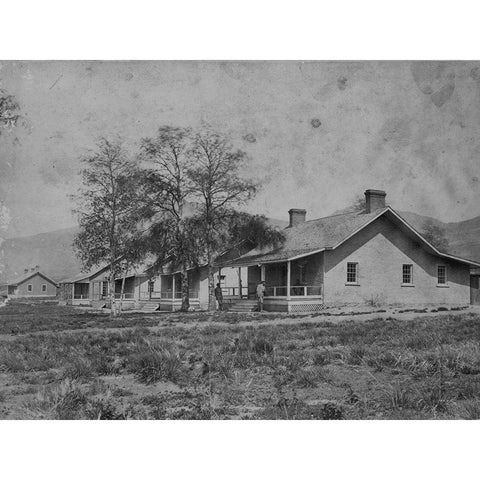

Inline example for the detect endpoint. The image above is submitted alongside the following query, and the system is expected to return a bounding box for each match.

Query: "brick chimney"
[288,208,306,228]
[364,189,386,213]
[24,268,29,274]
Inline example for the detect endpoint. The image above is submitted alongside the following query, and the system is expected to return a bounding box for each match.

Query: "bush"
[128,341,184,384]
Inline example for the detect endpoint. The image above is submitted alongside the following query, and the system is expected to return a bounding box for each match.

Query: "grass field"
[0,301,479,419]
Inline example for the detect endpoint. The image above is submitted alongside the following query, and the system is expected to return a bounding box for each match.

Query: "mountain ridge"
[1,210,480,283]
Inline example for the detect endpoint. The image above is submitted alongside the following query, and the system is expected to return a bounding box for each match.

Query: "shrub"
[24,380,87,419]
[128,341,184,384]
[61,358,94,381]
[252,339,274,356]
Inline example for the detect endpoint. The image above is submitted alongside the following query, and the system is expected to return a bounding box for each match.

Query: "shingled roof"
[224,207,480,267]
[225,208,386,266]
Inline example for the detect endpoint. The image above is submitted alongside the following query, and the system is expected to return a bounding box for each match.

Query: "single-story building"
[222,189,480,312]
[6,268,58,298]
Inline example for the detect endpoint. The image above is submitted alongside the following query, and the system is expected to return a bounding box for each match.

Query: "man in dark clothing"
[214,283,224,311]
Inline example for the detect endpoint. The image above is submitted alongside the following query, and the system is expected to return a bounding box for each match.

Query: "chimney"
[364,189,386,213]
[24,268,29,274]
[35,265,39,271]
[288,208,307,228]
[31,267,35,272]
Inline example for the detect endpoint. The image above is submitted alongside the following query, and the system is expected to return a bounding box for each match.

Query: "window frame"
[402,264,414,286]
[102,281,108,297]
[148,281,155,293]
[437,265,448,286]
[41,284,47,292]
[27,284,33,292]
[346,262,359,285]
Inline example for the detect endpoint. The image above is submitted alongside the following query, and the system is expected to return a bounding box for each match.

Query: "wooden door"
[470,275,480,305]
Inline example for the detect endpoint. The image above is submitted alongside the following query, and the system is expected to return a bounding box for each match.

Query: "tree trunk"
[180,264,190,312]
[207,261,215,311]
[119,267,127,315]
[109,266,117,317]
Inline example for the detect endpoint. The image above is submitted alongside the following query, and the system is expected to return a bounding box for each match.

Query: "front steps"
[228,299,258,313]
[140,302,160,312]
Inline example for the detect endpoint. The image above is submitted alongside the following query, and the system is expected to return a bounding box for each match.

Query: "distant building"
[6,267,58,298]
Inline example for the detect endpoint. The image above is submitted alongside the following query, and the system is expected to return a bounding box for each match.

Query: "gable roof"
[7,271,58,287]
[224,207,480,268]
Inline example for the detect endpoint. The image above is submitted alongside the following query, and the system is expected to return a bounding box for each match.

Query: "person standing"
[214,283,224,311]
[256,280,266,312]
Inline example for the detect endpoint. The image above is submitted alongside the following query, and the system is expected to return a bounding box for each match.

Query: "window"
[148,281,154,293]
[27,284,33,292]
[346,263,358,283]
[438,265,447,285]
[41,284,47,292]
[102,281,108,296]
[402,264,413,284]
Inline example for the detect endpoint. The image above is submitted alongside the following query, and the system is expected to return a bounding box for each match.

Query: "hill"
[0,210,479,284]
[0,227,82,283]
[398,211,480,262]
[0,217,290,284]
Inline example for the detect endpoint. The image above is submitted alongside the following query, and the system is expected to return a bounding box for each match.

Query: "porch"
[141,272,201,311]
[72,282,90,306]
[246,252,324,312]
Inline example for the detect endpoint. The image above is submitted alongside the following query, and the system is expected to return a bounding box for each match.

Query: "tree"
[0,89,20,134]
[422,220,450,252]
[73,139,150,316]
[140,126,201,312]
[0,90,20,274]
[187,129,284,310]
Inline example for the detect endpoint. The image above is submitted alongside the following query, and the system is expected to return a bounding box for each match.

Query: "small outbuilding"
[6,268,58,298]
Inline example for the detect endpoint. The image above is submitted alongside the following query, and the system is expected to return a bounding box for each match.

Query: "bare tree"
[0,90,20,134]
[140,126,200,312]
[73,139,149,316]
[187,129,283,310]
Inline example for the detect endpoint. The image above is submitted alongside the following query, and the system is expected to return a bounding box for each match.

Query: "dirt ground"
[0,300,479,419]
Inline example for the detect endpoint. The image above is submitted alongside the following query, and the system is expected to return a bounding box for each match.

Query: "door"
[470,275,480,305]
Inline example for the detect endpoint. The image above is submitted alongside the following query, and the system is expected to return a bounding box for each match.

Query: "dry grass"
[0,302,480,419]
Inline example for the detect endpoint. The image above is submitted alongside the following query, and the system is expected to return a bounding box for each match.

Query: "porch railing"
[73,294,89,299]
[140,290,200,300]
[265,285,323,297]
[222,286,248,297]
[114,292,135,300]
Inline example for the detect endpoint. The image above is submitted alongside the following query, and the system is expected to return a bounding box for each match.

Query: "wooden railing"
[222,286,248,297]
[140,290,199,300]
[265,285,323,297]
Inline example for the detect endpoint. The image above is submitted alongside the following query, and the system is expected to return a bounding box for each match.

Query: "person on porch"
[256,280,266,312]
[215,283,224,311]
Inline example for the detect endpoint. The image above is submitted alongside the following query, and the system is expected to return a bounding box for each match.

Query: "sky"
[1,60,480,238]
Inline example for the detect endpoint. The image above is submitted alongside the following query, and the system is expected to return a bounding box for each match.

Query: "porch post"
[72,282,75,303]
[260,264,265,282]
[287,261,291,300]
[172,274,176,301]
[238,267,242,299]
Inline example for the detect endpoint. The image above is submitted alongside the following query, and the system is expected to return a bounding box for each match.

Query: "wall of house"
[58,283,72,302]
[324,216,470,306]
[15,274,57,297]
[215,266,247,295]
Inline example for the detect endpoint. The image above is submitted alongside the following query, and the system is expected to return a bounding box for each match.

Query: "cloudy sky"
[1,60,480,238]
